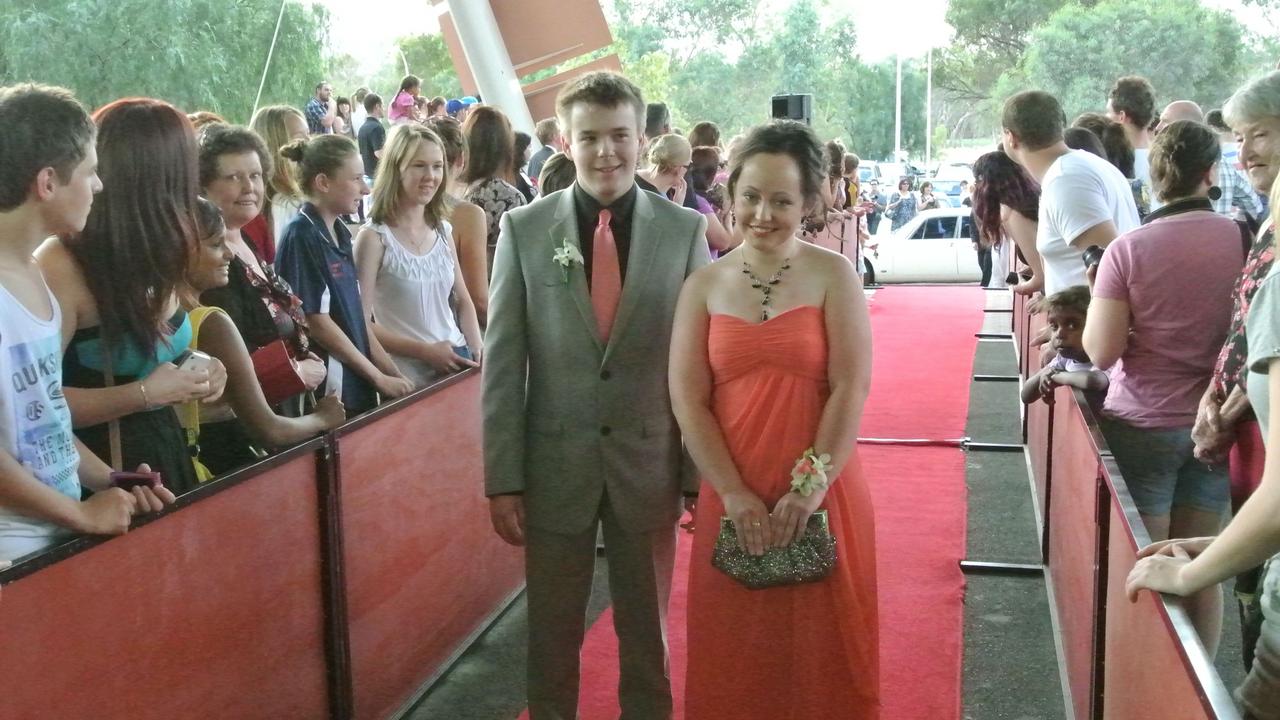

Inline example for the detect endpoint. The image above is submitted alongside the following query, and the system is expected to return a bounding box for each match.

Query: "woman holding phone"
[38,98,227,495]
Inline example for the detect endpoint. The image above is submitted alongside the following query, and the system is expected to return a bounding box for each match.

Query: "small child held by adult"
[1021,285,1109,407]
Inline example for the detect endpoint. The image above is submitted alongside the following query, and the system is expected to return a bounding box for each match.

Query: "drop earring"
[1208,185,1223,201]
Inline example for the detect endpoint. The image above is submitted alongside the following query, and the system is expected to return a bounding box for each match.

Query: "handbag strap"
[176,306,227,439]
[102,345,123,472]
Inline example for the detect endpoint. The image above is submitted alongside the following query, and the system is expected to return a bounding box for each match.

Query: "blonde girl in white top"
[354,124,483,388]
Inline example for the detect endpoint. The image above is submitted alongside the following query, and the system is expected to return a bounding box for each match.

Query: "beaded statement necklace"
[741,256,792,322]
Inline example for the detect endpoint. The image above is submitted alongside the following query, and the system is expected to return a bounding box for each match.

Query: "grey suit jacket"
[482,186,711,534]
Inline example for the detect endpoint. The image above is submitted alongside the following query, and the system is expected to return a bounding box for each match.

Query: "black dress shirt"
[574,183,638,289]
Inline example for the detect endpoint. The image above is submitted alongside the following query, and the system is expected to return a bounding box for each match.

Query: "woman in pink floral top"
[1187,73,1280,676]
[1191,80,1280,491]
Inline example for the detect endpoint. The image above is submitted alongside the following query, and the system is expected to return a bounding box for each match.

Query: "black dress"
[63,312,200,495]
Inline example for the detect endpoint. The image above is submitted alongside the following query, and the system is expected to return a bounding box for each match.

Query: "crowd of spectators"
[999,70,1280,717]
[6,57,1280,717]
[0,73,764,567]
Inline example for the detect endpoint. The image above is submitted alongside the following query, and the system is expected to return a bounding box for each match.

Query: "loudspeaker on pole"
[771,94,813,125]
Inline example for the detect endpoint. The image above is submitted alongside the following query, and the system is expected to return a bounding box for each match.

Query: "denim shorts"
[454,345,472,361]
[1099,416,1230,516]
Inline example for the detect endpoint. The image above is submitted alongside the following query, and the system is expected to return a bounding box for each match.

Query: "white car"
[929,163,975,202]
[864,207,981,284]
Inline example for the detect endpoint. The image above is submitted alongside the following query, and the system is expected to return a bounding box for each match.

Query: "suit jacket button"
[600,426,612,436]
[600,370,611,380]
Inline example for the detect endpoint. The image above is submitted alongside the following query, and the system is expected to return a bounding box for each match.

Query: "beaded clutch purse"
[711,510,837,590]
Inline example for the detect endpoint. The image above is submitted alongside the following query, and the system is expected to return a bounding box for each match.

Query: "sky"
[313,0,952,74]
[314,0,1265,75]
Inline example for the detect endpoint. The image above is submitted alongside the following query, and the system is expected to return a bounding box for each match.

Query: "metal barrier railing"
[0,259,1247,719]
[0,369,519,720]
[1012,297,1240,719]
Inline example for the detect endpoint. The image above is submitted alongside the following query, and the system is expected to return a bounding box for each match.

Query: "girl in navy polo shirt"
[275,135,414,416]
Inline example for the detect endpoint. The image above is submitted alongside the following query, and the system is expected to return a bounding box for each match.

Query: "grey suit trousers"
[525,494,677,720]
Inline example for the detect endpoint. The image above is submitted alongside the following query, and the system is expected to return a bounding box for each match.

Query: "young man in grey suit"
[483,71,711,720]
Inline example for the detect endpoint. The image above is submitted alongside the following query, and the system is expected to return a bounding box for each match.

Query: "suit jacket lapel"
[549,189,604,353]
[603,189,659,363]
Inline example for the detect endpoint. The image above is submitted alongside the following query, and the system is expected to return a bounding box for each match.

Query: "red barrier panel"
[1024,311,1050,527]
[811,218,854,262]
[0,369,525,720]
[1027,310,1046,377]
[1101,492,1234,719]
[1011,289,1031,445]
[0,449,331,720]
[1013,286,1239,719]
[338,373,524,720]
[1046,388,1104,719]
[1012,290,1027,368]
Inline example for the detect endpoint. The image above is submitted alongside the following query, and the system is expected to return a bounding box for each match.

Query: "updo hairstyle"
[278,135,358,195]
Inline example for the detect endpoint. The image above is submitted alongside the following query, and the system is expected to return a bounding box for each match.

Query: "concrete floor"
[961,327,1066,720]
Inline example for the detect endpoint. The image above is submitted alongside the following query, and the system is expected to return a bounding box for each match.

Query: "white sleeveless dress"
[366,222,467,388]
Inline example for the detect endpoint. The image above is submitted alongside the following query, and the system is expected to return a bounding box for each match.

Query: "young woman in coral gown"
[670,120,880,719]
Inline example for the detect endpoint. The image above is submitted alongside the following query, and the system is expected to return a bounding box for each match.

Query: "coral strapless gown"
[686,305,880,719]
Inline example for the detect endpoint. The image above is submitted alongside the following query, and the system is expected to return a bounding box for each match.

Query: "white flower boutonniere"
[552,239,583,282]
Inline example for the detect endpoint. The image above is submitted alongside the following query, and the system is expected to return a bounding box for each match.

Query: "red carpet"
[858,285,981,720]
[522,286,981,720]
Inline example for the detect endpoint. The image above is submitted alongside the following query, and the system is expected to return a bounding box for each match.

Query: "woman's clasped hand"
[721,485,825,555]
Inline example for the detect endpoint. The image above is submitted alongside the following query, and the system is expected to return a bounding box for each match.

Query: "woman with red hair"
[38,98,227,495]
[971,150,1044,295]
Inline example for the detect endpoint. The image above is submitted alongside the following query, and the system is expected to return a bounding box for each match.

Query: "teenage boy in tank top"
[0,84,174,564]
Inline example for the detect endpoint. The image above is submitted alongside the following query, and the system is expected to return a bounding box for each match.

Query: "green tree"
[774,0,822,94]
[610,0,927,161]
[668,44,780,135]
[1021,0,1247,122]
[816,59,927,162]
[372,33,462,101]
[327,52,369,100]
[613,0,761,52]
[937,0,1076,101]
[626,49,677,119]
[0,0,329,123]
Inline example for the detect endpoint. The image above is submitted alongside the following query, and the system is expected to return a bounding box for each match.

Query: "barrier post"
[1011,295,1239,720]
[317,437,355,720]
[1091,469,1110,720]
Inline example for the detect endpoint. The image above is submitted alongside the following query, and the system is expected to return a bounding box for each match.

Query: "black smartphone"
[1082,245,1105,268]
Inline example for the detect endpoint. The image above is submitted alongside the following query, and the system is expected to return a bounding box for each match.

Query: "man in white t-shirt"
[1002,90,1141,296]
[1108,76,1158,206]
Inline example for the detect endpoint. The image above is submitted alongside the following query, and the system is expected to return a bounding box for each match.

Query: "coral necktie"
[591,208,621,341]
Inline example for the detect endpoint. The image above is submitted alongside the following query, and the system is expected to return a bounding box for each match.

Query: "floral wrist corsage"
[789,447,832,496]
